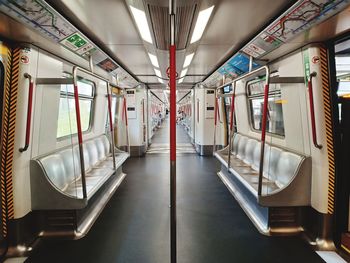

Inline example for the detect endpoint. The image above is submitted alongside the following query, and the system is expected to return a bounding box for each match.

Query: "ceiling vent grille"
[148,4,196,50]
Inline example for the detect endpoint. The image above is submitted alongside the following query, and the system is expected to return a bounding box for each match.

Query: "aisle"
[26,118,323,263]
[147,117,196,154]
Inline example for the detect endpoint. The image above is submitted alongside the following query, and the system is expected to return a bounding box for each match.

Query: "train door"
[0,60,7,259]
[332,37,350,253]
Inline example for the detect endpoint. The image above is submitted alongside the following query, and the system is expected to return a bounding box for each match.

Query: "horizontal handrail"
[216,66,270,91]
[308,72,322,149]
[19,73,34,153]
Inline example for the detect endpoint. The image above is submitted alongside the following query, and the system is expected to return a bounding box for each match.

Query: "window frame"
[56,76,96,140]
[246,78,285,138]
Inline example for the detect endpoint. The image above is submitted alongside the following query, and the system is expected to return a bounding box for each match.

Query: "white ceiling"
[47,0,292,96]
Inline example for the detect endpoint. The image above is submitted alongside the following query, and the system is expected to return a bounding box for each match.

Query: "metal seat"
[30,134,129,210]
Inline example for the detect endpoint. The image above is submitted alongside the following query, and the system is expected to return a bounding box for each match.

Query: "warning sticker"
[242,47,260,58]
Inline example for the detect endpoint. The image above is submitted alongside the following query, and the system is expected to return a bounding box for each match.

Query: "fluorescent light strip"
[178,77,184,83]
[190,6,214,43]
[157,77,164,83]
[183,53,194,68]
[148,53,159,68]
[181,68,188,78]
[130,6,153,43]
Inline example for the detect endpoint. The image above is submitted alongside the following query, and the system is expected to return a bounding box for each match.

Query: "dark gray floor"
[26,117,324,263]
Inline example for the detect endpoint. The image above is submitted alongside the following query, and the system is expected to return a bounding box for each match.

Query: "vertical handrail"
[308,72,323,149]
[169,2,177,260]
[72,67,87,199]
[19,73,34,153]
[213,95,219,154]
[227,83,236,170]
[258,80,271,196]
[107,84,116,170]
[197,99,199,123]
[123,96,130,154]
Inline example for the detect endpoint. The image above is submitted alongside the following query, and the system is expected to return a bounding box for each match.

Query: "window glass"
[247,80,285,136]
[248,79,279,96]
[249,97,285,136]
[57,80,94,139]
[60,80,93,96]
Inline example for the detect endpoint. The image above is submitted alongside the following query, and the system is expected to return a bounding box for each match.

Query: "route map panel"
[0,0,139,88]
[205,0,350,87]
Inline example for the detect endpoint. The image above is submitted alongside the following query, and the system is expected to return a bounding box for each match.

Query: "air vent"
[148,4,196,50]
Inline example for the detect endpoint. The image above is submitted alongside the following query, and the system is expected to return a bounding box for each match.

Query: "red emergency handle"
[308,72,322,149]
[19,73,34,153]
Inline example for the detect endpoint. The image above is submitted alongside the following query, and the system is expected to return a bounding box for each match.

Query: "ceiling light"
[181,68,188,78]
[157,77,164,83]
[183,53,194,68]
[178,77,184,83]
[190,5,214,43]
[130,6,153,43]
[154,68,162,77]
[148,53,159,68]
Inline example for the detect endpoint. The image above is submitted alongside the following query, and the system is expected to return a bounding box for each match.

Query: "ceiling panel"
[40,0,294,87]
[107,44,154,75]
[189,44,231,74]
[186,0,293,80]
[58,0,142,45]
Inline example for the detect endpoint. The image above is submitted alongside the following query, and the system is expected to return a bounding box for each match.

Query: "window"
[57,79,94,139]
[247,79,285,137]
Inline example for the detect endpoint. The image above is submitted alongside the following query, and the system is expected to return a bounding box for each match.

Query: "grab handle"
[19,73,34,153]
[308,72,322,149]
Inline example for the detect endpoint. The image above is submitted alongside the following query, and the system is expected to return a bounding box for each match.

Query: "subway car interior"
[0,0,349,262]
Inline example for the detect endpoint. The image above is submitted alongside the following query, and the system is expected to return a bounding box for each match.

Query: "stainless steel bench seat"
[30,134,129,209]
[214,133,311,206]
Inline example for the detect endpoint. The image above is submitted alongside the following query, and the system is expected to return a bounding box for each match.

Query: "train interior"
[0,0,349,262]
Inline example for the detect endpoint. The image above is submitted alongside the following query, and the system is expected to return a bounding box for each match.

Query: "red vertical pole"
[123,97,130,153]
[230,94,235,132]
[107,92,116,170]
[169,43,177,263]
[258,84,269,196]
[73,83,87,198]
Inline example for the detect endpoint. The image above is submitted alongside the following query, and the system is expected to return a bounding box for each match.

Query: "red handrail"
[258,84,270,196]
[214,98,219,126]
[107,90,116,170]
[123,97,128,126]
[308,72,322,149]
[123,97,130,153]
[19,73,34,153]
[73,84,83,145]
[107,94,113,133]
[230,93,235,132]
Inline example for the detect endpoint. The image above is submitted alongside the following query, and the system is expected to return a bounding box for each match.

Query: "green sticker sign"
[303,49,310,85]
[60,32,90,53]
[67,33,87,48]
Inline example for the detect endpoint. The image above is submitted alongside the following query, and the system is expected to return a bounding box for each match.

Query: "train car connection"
[0,0,348,262]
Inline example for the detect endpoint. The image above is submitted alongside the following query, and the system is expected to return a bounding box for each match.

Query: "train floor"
[25,117,325,263]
